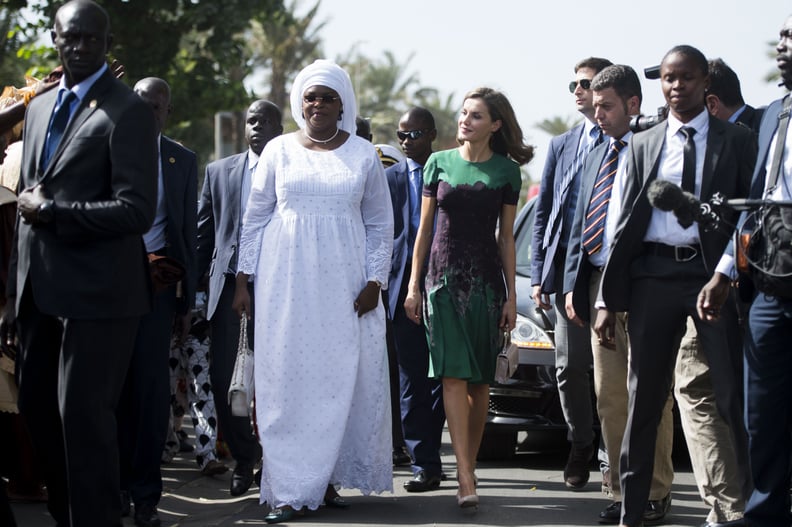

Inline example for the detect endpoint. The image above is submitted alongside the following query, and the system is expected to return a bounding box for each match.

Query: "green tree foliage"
[9,0,284,181]
[246,0,325,119]
[534,114,579,137]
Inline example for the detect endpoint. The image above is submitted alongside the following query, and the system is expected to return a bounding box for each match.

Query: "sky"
[308,0,792,179]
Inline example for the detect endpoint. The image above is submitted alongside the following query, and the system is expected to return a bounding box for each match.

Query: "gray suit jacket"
[160,136,198,314]
[601,115,756,312]
[12,69,158,318]
[196,152,248,320]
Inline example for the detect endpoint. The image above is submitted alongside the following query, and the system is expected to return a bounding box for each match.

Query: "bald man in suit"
[0,2,158,525]
[196,99,282,497]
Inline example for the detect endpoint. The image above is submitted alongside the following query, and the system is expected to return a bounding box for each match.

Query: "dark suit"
[118,135,197,508]
[735,104,764,136]
[196,152,261,471]
[739,96,792,525]
[12,69,158,526]
[531,123,595,449]
[385,159,444,477]
[601,115,754,526]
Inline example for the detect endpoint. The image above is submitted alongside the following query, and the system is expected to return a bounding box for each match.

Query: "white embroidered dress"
[237,133,394,510]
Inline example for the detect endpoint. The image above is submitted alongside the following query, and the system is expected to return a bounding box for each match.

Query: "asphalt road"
[12,430,710,527]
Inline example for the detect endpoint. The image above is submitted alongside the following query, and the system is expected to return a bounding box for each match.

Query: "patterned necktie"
[42,90,77,169]
[543,125,602,249]
[582,139,627,255]
[680,126,696,194]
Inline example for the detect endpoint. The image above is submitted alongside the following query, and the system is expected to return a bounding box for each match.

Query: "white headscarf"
[290,59,357,135]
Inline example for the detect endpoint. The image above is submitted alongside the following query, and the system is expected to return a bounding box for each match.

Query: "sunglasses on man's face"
[303,94,339,104]
[396,129,429,141]
[568,79,592,93]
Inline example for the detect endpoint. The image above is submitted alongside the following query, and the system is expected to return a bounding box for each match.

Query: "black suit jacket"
[196,151,248,320]
[12,69,158,318]
[159,136,198,314]
[735,104,765,136]
[602,115,756,312]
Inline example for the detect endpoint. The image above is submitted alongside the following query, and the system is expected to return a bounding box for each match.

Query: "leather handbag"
[228,315,254,417]
[148,253,186,293]
[495,331,519,384]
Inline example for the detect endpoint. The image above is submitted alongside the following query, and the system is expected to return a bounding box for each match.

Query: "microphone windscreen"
[647,179,684,212]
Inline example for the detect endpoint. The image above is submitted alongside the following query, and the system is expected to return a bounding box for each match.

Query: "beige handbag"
[228,315,254,417]
[494,331,519,384]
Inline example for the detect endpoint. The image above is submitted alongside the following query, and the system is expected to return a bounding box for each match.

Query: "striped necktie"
[582,139,627,255]
[543,125,602,249]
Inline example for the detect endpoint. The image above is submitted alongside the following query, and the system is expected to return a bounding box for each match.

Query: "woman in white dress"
[232,59,394,524]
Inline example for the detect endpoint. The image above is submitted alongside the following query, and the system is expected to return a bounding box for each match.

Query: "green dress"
[423,148,522,383]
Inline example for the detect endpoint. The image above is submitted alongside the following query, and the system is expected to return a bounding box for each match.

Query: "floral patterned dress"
[422,148,521,384]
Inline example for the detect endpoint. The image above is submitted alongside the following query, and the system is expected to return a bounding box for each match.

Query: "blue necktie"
[42,90,77,169]
[582,139,626,255]
[543,125,602,249]
[407,167,422,258]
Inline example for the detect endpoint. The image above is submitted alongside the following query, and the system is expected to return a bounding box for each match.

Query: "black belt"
[643,242,701,262]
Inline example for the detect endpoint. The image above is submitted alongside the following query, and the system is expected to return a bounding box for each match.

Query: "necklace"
[304,127,340,144]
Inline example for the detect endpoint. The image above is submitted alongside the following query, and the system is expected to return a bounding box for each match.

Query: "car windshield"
[514,198,536,277]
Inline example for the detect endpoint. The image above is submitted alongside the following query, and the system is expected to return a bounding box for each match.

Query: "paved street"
[13,430,709,527]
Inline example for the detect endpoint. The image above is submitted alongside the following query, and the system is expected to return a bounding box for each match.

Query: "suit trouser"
[390,268,445,476]
[209,275,261,469]
[17,285,139,527]
[118,285,177,507]
[675,317,748,523]
[554,268,595,447]
[620,254,744,527]
[587,269,674,501]
[743,294,792,527]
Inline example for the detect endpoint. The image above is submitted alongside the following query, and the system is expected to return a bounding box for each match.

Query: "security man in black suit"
[600,45,754,527]
[0,1,158,525]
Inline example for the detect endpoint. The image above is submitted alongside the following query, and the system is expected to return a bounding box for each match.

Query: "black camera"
[629,65,668,133]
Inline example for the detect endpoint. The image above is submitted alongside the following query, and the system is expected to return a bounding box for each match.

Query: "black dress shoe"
[599,501,621,524]
[393,447,412,467]
[564,443,594,490]
[403,470,442,492]
[133,502,161,527]
[643,493,671,525]
[120,490,131,518]
[230,464,255,496]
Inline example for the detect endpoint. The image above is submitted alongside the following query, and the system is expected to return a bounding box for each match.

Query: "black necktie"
[42,91,77,169]
[680,126,696,194]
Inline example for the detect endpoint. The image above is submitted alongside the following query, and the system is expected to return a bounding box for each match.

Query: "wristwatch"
[37,199,54,224]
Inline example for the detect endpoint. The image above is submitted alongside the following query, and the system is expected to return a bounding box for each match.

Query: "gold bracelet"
[23,89,36,107]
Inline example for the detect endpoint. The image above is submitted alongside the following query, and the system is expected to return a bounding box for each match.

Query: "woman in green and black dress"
[404,87,533,510]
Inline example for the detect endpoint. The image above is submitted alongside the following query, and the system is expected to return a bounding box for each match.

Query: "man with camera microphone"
[601,45,755,527]
[698,15,792,526]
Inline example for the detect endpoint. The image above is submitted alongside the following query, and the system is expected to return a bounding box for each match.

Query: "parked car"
[478,196,569,460]
[479,197,685,462]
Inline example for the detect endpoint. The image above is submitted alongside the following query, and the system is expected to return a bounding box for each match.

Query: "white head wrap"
[290,59,357,134]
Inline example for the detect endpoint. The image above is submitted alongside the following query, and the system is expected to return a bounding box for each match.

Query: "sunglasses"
[568,79,592,93]
[396,129,430,141]
[303,94,339,104]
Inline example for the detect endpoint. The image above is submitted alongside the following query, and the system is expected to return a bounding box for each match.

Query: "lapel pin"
[169,157,176,164]
[89,99,97,108]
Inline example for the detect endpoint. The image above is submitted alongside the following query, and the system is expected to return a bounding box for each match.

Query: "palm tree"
[246,0,326,117]
[535,115,580,137]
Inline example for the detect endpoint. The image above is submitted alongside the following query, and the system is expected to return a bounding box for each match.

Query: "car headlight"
[511,313,553,349]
